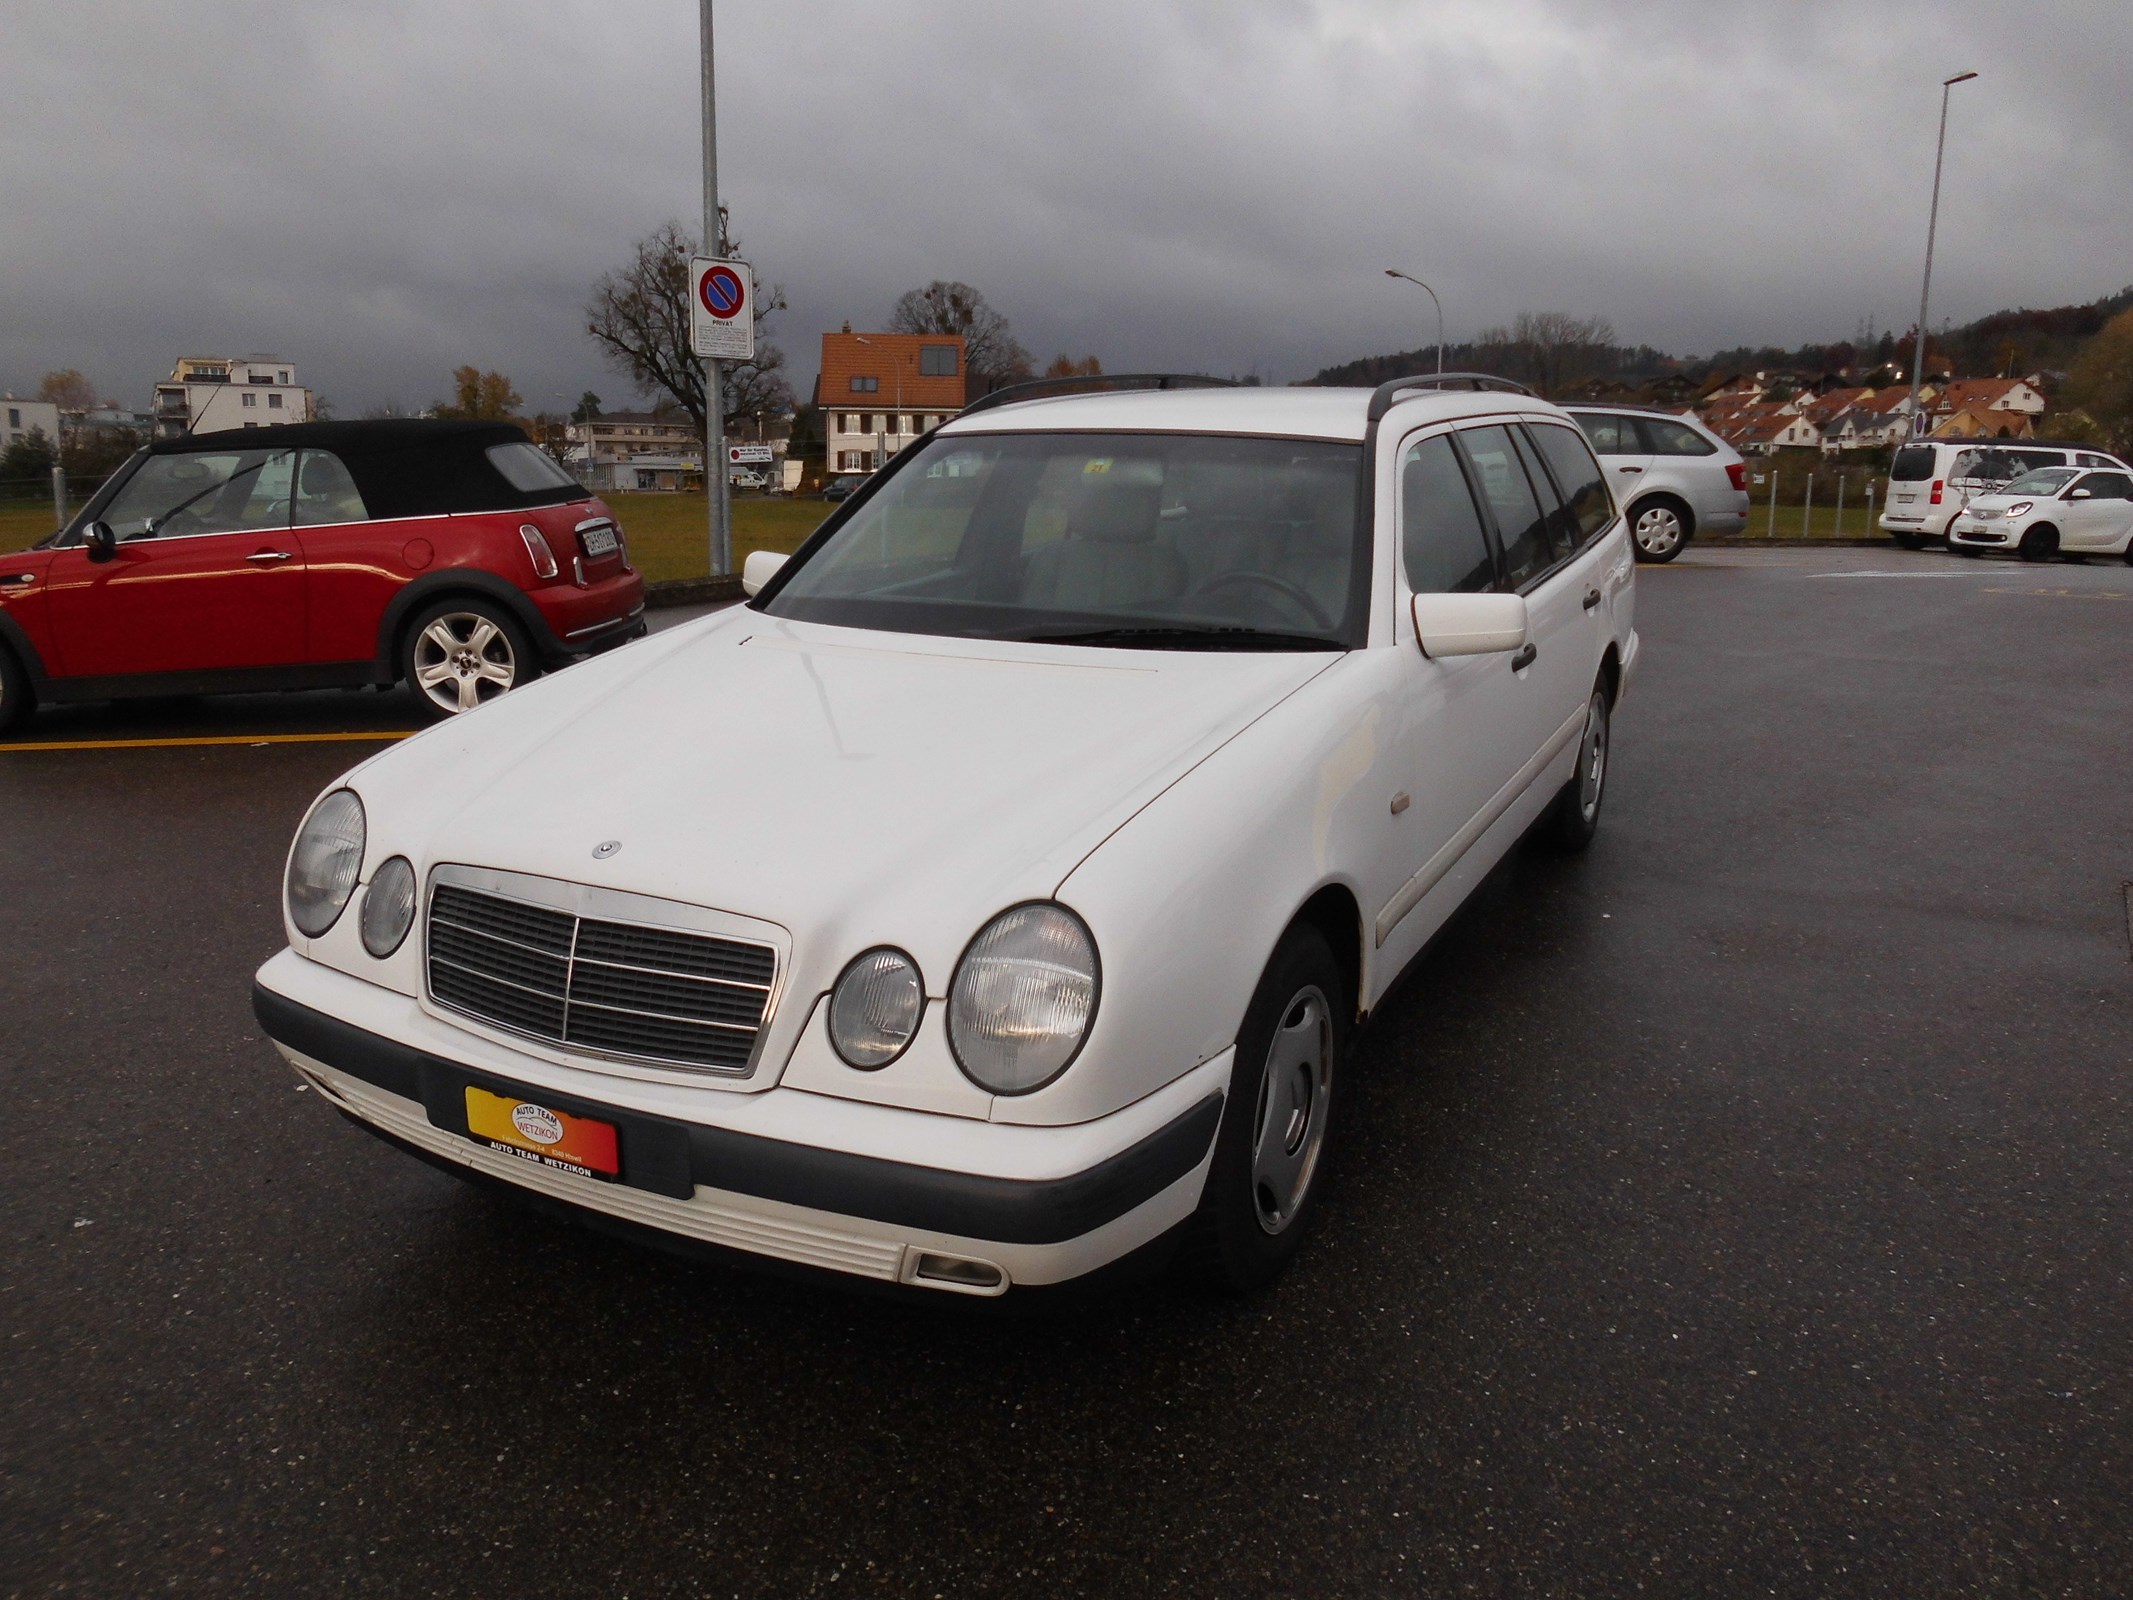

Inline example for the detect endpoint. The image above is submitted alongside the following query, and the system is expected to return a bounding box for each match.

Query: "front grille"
[426,882,776,1073]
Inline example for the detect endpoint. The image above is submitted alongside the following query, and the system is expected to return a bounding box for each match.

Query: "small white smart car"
[254,374,1639,1298]
[1948,464,2133,562]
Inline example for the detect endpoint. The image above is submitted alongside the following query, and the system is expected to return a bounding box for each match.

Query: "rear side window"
[2078,472,2133,499]
[1457,424,1551,588]
[2010,450,2065,474]
[1644,418,1717,456]
[293,450,369,525]
[486,440,580,493]
[1572,413,1636,455]
[1890,445,1937,481]
[1528,423,1614,547]
[1399,433,1496,595]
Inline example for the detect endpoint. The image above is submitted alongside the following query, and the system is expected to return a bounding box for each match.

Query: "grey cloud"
[3,0,2127,414]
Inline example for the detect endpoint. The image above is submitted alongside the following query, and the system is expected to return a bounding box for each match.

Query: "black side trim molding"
[253,982,1221,1246]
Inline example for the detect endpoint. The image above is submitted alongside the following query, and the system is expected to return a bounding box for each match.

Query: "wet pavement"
[4,548,2130,1597]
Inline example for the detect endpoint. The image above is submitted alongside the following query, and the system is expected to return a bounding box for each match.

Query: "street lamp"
[1906,69,1978,438]
[1384,269,1445,374]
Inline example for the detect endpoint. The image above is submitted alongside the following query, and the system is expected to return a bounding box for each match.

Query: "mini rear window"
[1890,445,1937,481]
[486,441,580,493]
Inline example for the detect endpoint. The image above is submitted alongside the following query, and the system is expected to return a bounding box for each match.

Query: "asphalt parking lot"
[4,546,2130,1598]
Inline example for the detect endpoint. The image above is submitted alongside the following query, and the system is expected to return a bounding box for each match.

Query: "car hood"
[350,607,1333,993]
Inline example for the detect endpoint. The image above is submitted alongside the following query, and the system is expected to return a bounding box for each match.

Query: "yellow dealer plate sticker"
[464,1087,619,1181]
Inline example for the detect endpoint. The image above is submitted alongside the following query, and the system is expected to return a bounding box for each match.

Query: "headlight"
[2005,501,2032,517]
[359,856,417,958]
[948,903,1099,1094]
[828,947,924,1069]
[286,789,365,937]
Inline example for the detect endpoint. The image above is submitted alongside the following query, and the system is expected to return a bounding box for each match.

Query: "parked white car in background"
[1947,465,2133,562]
[1564,404,1749,562]
[1880,439,2129,548]
[253,374,1638,1299]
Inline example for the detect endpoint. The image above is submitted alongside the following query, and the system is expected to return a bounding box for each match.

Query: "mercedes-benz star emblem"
[592,840,622,860]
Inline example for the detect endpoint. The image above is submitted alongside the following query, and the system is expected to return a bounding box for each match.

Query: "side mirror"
[82,521,117,563]
[740,549,787,598]
[1411,591,1528,658]
[2068,487,2093,500]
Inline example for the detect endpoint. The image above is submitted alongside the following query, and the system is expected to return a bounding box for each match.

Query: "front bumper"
[252,959,1225,1295]
[1948,521,2011,547]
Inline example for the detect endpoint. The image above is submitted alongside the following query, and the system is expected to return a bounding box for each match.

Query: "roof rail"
[1366,372,1535,422]
[957,372,1241,419]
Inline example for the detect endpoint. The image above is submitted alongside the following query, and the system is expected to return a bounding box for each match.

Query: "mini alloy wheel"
[1630,501,1688,563]
[404,602,534,718]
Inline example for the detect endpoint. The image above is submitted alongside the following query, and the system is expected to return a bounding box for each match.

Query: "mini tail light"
[1929,479,1944,506]
[519,525,558,579]
[1726,462,1747,491]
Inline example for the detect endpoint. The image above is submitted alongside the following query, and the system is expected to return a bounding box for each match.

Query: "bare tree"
[1044,354,1103,379]
[1473,312,1619,398]
[585,218,791,440]
[887,281,1033,388]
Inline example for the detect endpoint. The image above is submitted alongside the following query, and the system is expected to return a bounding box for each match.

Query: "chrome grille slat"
[424,882,775,1074]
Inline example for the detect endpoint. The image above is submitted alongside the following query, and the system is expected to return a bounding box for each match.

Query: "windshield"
[761,431,1363,649]
[2000,467,2077,496]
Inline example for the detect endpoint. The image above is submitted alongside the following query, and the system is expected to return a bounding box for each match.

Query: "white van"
[1880,439,2129,547]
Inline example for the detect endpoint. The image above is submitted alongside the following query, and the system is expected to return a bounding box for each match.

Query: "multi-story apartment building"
[815,330,968,472]
[1,396,62,456]
[566,411,705,492]
[153,356,311,438]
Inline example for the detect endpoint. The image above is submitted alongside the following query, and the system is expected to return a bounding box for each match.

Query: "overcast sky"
[4,0,2128,415]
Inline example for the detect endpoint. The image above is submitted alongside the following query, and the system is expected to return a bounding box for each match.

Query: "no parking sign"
[689,256,755,361]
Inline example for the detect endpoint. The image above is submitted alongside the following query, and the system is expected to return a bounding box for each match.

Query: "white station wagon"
[253,374,1639,1298]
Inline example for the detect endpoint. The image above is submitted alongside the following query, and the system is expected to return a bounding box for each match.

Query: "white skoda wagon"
[254,374,1639,1299]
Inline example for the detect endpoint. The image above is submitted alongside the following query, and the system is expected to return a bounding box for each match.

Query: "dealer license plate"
[464,1086,619,1180]
[580,524,619,557]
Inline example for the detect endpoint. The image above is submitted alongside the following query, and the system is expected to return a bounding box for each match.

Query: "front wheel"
[2019,525,2059,563]
[401,598,538,721]
[1629,499,1689,563]
[0,644,32,737]
[1186,923,1347,1293]
[1539,681,1611,852]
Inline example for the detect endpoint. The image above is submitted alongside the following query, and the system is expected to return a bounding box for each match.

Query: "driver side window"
[1400,433,1497,595]
[95,450,294,541]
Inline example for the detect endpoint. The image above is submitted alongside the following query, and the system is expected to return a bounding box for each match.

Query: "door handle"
[1510,643,1537,671]
[0,572,33,587]
[1617,465,1643,474]
[246,550,293,564]
[1581,587,1602,611]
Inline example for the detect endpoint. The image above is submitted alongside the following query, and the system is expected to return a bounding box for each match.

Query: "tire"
[1185,923,1348,1293]
[2019,525,2059,564]
[1628,498,1690,563]
[1539,679,1611,852]
[1890,530,1926,551]
[400,597,538,721]
[0,643,32,737]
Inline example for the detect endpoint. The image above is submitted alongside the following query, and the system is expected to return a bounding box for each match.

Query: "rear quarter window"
[1644,419,1717,457]
[487,441,581,493]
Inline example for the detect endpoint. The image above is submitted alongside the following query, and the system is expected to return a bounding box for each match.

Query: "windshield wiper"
[1021,624,1341,652]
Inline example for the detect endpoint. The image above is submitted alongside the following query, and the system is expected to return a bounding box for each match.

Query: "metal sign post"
[699,1,730,577]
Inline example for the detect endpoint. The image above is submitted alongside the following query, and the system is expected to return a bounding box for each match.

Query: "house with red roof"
[815,329,968,473]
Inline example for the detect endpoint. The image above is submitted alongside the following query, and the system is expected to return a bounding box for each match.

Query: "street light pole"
[1906,70,1977,439]
[1384,269,1445,374]
[700,0,732,575]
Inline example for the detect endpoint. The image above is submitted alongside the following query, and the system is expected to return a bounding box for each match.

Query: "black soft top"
[147,419,589,518]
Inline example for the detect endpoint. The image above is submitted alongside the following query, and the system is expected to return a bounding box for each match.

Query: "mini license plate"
[464,1086,619,1180]
[580,524,619,557]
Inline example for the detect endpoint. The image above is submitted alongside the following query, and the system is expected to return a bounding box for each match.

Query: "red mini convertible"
[0,419,646,734]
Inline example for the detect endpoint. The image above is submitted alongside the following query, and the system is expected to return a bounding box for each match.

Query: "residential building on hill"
[153,356,311,438]
[815,329,967,472]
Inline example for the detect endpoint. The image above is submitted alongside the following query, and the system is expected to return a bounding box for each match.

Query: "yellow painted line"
[0,730,413,753]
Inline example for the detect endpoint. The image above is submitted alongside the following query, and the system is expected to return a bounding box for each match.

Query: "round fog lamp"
[286,789,366,937]
[360,856,417,958]
[948,903,1099,1095]
[828,948,924,1068]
